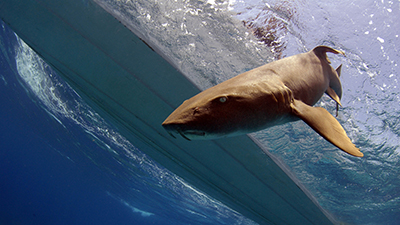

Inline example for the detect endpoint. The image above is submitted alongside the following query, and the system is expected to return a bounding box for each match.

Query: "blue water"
[0,19,255,225]
[1,0,400,224]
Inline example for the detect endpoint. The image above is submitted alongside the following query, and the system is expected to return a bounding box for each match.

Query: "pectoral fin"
[291,99,363,157]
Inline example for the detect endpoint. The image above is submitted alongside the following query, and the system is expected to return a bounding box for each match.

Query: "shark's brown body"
[162,46,363,157]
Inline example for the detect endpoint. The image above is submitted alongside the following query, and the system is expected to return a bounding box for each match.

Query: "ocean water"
[0,0,399,224]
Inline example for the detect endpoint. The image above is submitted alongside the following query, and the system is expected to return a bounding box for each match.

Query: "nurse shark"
[162,46,363,157]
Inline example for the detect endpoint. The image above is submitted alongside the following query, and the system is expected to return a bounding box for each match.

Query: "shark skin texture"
[163,46,363,157]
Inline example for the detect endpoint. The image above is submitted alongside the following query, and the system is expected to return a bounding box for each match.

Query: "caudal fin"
[291,99,363,157]
[313,46,346,64]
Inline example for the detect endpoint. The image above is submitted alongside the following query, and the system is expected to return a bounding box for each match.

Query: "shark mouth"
[163,123,207,141]
[184,130,206,137]
[166,129,207,141]
[165,128,192,141]
[178,129,191,141]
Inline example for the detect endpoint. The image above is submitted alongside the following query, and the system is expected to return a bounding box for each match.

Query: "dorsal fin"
[336,64,342,77]
[325,64,344,116]
[326,87,342,106]
[334,65,342,116]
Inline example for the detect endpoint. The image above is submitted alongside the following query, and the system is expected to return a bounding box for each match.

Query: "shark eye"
[219,97,227,103]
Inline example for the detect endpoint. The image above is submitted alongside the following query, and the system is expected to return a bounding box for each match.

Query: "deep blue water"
[0,20,254,225]
[0,25,155,225]
[1,0,400,224]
